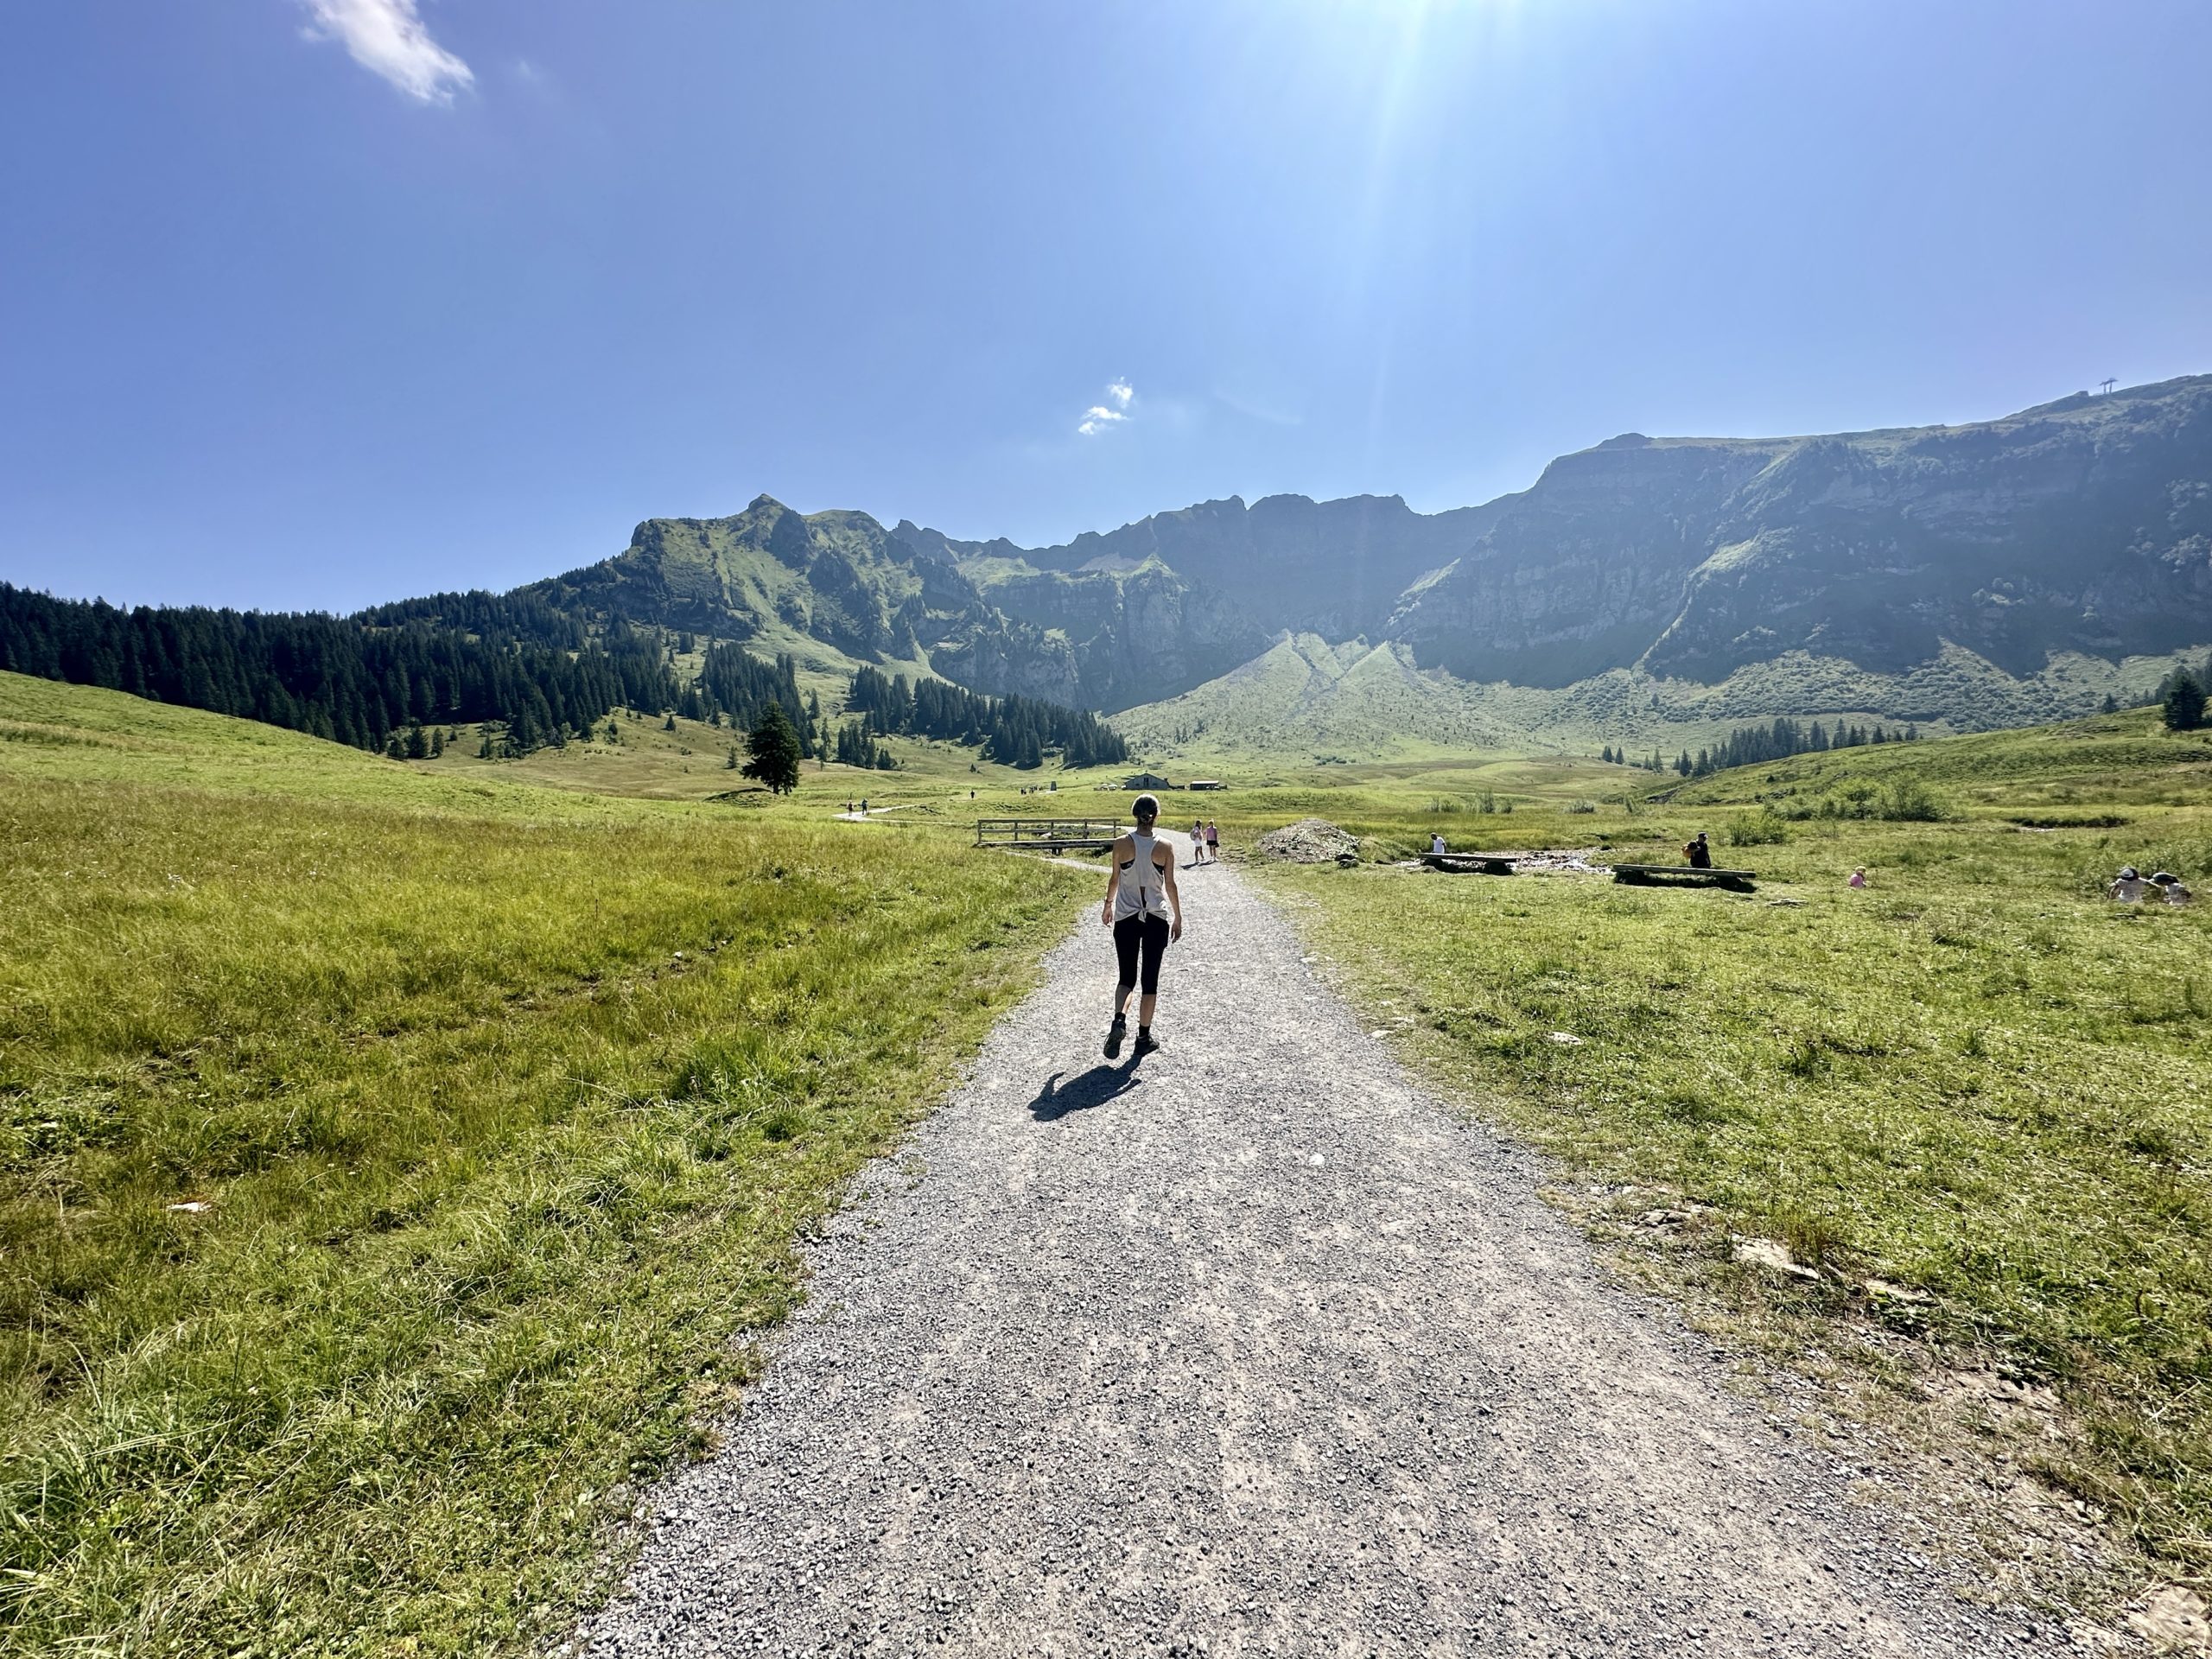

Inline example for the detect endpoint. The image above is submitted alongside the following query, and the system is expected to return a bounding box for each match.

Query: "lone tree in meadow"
[2164,668,2207,732]
[743,699,804,794]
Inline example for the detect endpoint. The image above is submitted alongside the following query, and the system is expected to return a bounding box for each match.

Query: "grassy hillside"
[1662,706,2212,812]
[395,702,1068,804]
[1247,708,2211,1581]
[1110,632,2203,765]
[0,672,1091,1656]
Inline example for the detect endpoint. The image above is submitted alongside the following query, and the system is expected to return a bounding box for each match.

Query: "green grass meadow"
[9,664,2211,1648]
[1243,712,2212,1573]
[0,672,1089,1656]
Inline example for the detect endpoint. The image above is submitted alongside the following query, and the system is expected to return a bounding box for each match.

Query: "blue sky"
[6,1,2211,612]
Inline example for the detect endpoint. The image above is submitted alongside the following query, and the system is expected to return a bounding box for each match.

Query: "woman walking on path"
[1103,795,1183,1059]
[1205,820,1220,861]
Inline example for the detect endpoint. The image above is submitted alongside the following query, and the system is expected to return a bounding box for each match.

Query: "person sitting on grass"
[1684,832,1713,869]
[1432,831,1447,855]
[2151,871,2194,906]
[1848,868,1867,889]
[2108,866,2147,902]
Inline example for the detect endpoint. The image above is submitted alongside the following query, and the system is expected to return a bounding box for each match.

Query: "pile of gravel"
[1255,817,1361,866]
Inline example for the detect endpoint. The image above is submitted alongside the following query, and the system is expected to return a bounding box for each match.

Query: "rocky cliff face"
[963,559,1269,711]
[523,375,2212,728]
[1387,377,2212,686]
[935,491,1513,640]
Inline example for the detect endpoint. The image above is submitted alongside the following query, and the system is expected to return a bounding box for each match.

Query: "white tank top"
[1115,832,1167,920]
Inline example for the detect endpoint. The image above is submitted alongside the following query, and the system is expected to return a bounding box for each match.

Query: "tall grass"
[0,675,1083,1656]
[1260,789,2212,1571]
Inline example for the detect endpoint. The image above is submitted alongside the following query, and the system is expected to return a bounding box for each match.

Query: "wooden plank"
[1610,871,1760,885]
[1421,854,1516,874]
[1610,862,1758,884]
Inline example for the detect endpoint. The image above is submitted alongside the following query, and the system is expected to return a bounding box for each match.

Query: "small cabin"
[1123,772,1173,790]
[1187,779,1226,791]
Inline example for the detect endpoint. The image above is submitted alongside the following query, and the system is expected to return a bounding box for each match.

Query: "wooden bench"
[1610,862,1757,889]
[1421,853,1516,875]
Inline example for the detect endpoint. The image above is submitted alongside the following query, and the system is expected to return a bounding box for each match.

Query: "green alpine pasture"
[0,671,1090,1656]
[8,661,2212,1653]
[1243,709,2212,1571]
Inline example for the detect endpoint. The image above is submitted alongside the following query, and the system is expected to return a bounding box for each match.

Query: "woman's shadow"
[1028,1061,1142,1122]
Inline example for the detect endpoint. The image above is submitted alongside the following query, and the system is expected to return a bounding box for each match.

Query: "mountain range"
[519,376,2212,741]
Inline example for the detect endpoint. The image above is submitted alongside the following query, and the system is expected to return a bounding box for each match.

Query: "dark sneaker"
[1132,1030,1160,1058]
[1103,1018,1126,1059]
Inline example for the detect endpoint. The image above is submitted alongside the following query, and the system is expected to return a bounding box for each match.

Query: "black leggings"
[1113,913,1171,996]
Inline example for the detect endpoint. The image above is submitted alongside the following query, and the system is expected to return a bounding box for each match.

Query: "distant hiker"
[1103,794,1183,1060]
[1685,832,1713,869]
[1192,819,1207,866]
[2109,866,2146,902]
[861,798,868,817]
[2151,871,2194,906]
[1432,832,1448,855]
[1848,868,1867,889]
[1205,821,1219,861]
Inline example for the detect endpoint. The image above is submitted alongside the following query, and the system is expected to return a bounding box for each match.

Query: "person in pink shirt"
[1847,868,1867,889]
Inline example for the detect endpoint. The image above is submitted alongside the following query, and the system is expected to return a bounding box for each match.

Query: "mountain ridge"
[496,374,2212,735]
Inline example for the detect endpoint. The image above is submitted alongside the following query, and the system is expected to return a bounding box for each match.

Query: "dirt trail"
[577,866,2069,1656]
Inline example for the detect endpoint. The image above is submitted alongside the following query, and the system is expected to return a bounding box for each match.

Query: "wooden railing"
[975,818,1127,851]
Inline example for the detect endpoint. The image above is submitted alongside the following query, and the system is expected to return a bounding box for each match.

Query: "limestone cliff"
[1387,377,2212,686]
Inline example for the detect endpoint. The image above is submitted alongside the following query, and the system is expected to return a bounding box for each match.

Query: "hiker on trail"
[1192,819,1207,866]
[2151,871,2194,906]
[1432,832,1447,855]
[1205,820,1219,861]
[1685,832,1713,869]
[1103,794,1183,1060]
[2109,866,2147,902]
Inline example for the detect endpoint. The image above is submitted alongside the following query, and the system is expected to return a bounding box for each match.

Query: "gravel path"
[577,865,2074,1657]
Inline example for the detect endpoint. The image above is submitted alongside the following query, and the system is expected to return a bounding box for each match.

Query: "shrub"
[1879,779,1948,821]
[1776,776,1949,823]
[1726,811,1789,847]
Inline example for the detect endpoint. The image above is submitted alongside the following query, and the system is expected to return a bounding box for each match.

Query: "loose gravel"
[576,865,2077,1657]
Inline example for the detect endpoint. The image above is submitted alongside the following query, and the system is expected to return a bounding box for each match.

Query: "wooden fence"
[974,818,1127,852]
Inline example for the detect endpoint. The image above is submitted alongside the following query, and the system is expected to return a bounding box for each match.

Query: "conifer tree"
[742,699,804,793]
[2164,668,2208,732]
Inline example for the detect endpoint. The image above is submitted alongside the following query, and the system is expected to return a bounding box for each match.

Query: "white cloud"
[1077,378,1135,436]
[299,0,474,104]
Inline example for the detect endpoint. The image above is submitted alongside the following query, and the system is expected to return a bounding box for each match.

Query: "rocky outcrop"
[1387,377,2212,686]
[973,559,1269,712]
[933,492,1514,642]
